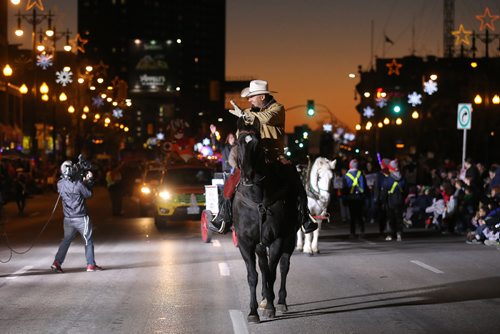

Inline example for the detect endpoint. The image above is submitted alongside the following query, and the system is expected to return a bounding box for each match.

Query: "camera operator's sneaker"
[86,264,104,272]
[51,260,64,273]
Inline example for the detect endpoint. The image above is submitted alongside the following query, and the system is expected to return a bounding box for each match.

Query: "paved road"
[1,187,499,334]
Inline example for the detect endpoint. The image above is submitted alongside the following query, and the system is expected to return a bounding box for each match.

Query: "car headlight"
[159,190,171,200]
[141,186,151,195]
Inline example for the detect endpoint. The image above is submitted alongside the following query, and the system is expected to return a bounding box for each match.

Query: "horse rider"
[210,79,318,234]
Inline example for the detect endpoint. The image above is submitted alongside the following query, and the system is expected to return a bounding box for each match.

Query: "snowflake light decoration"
[112,108,123,118]
[363,106,375,118]
[375,97,388,108]
[36,54,53,70]
[407,92,422,106]
[55,69,73,86]
[92,96,104,108]
[423,80,438,95]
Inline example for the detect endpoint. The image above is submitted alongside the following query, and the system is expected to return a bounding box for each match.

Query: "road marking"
[213,239,221,247]
[6,265,33,280]
[411,260,444,274]
[218,262,230,276]
[229,310,248,334]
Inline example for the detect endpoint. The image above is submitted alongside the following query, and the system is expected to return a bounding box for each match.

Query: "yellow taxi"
[153,164,214,227]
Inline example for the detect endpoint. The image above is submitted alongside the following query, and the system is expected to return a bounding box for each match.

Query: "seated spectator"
[412,185,433,228]
[425,188,445,230]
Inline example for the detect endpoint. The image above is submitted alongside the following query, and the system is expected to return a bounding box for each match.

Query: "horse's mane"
[236,117,265,182]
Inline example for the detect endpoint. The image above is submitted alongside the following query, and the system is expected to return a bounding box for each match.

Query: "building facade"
[78,0,226,144]
[355,55,500,164]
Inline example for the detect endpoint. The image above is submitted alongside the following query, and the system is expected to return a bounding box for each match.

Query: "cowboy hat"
[240,80,277,98]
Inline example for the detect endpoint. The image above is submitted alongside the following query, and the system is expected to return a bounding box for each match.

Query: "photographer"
[51,157,103,273]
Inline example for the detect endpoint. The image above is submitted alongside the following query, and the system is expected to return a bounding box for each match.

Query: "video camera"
[63,154,95,183]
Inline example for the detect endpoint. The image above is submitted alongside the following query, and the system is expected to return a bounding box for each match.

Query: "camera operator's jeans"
[55,215,96,266]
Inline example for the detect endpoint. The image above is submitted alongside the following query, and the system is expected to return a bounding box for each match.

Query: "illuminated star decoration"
[363,106,375,118]
[92,96,105,108]
[55,69,73,86]
[25,0,44,11]
[423,80,438,95]
[451,24,472,46]
[375,97,387,108]
[36,54,53,69]
[93,61,109,78]
[386,58,403,76]
[69,33,89,54]
[112,108,123,118]
[476,7,499,32]
[407,92,422,106]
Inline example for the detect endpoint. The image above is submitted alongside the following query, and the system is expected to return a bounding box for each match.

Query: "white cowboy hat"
[240,80,277,98]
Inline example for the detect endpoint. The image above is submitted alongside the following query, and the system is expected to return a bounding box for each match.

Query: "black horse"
[233,117,299,323]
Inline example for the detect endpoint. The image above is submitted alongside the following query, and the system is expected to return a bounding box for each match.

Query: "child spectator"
[425,188,445,230]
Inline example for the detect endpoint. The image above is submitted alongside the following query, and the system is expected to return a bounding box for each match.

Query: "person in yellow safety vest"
[342,159,367,238]
[380,159,407,241]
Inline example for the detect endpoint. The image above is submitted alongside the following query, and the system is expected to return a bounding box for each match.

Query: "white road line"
[229,310,248,334]
[6,265,33,280]
[411,260,444,274]
[218,262,230,276]
[213,239,221,247]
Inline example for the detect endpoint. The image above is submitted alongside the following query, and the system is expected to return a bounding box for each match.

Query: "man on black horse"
[209,79,318,235]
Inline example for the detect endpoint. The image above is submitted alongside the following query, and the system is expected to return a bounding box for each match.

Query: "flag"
[385,35,394,45]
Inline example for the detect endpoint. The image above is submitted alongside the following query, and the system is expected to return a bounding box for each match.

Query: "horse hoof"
[295,246,303,252]
[247,314,260,323]
[262,308,276,318]
[276,304,288,313]
[313,249,320,254]
[307,252,314,257]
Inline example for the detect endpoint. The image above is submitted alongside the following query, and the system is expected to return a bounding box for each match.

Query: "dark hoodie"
[57,178,93,218]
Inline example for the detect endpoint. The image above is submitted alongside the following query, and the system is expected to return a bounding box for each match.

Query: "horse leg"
[277,252,291,313]
[303,231,313,255]
[295,229,303,251]
[238,243,260,323]
[312,220,321,253]
[256,244,276,318]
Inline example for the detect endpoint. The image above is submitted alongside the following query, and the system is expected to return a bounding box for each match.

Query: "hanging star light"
[36,54,53,69]
[92,96,105,108]
[375,97,388,108]
[407,92,422,106]
[93,61,109,77]
[26,0,44,11]
[386,58,402,76]
[423,80,438,95]
[69,33,89,54]
[55,69,73,87]
[451,24,472,46]
[112,108,123,118]
[476,7,499,31]
[363,106,375,118]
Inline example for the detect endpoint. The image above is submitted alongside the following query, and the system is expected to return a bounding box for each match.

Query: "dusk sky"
[8,0,500,132]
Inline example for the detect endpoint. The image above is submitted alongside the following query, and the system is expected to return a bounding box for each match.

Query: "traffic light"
[307,99,315,116]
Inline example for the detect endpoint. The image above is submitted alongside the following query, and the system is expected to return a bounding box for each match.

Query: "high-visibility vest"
[346,170,364,194]
[388,180,399,194]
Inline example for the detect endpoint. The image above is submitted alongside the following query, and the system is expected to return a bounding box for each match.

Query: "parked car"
[137,162,165,216]
[153,164,214,227]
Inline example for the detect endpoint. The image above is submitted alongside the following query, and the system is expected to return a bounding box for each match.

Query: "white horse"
[296,157,336,255]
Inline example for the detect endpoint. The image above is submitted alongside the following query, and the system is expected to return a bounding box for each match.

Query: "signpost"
[457,103,472,168]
